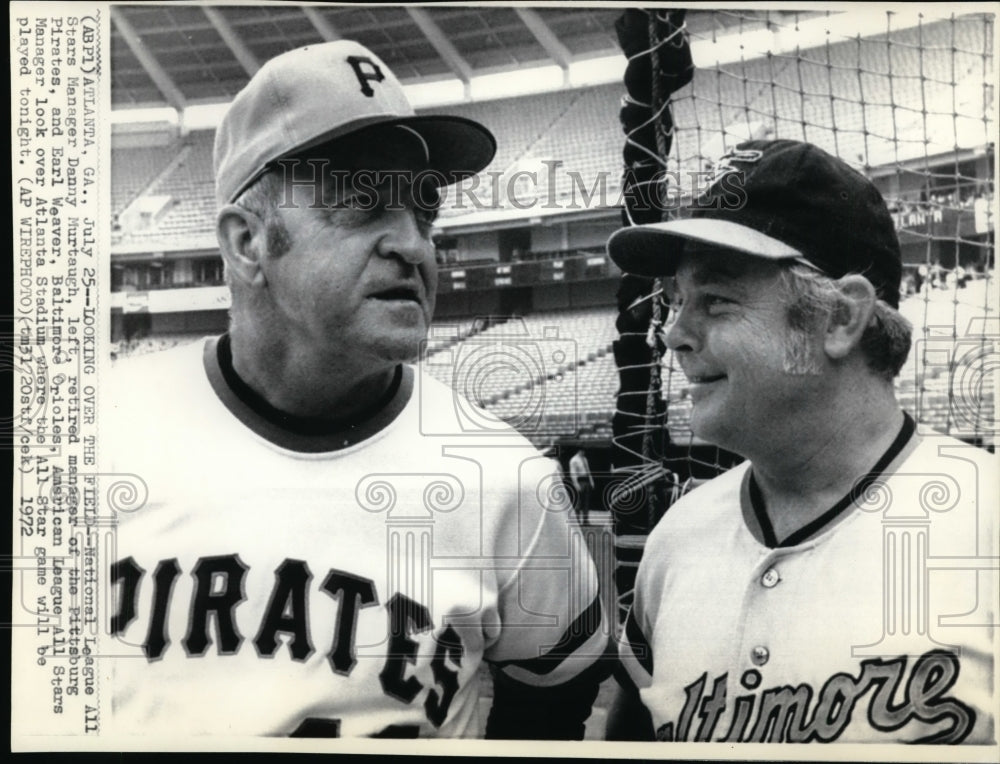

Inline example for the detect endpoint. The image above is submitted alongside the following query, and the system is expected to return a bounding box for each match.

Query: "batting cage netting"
[100,5,996,635]
[608,7,996,625]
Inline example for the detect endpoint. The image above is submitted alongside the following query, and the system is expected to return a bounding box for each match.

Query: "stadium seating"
[109,275,996,449]
[434,279,995,444]
[109,17,992,255]
[111,142,184,216]
[109,16,994,448]
[668,15,992,175]
[111,333,204,361]
[424,89,583,179]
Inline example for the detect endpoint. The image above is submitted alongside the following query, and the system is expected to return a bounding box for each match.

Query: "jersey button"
[761,568,780,588]
[751,645,770,666]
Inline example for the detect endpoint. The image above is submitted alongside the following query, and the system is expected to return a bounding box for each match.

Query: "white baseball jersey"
[619,416,997,744]
[102,336,607,739]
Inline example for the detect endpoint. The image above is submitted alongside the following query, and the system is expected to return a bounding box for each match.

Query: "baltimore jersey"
[619,416,997,744]
[102,336,607,739]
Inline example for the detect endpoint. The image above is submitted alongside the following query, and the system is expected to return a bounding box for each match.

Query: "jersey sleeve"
[484,455,610,688]
[617,519,668,691]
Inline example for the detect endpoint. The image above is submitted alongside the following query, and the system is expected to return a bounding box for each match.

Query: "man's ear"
[823,275,877,360]
[217,205,267,288]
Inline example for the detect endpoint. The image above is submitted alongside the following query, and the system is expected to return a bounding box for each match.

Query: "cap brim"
[607,218,803,277]
[393,115,497,182]
[287,115,496,187]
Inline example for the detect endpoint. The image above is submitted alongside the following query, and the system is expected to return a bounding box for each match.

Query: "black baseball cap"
[607,140,903,307]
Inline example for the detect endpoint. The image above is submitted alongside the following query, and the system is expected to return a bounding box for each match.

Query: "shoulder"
[647,460,750,543]
[102,338,219,473]
[407,365,562,512]
[887,431,998,512]
[634,461,750,590]
[885,431,997,539]
[409,363,544,450]
[106,337,215,420]
[901,431,997,469]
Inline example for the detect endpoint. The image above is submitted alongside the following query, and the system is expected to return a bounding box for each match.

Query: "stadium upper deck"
[109,8,995,448]
[111,13,994,254]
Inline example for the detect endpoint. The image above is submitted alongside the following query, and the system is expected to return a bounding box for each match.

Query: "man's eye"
[342,196,368,210]
[327,193,383,227]
[414,206,438,229]
[329,196,373,217]
[704,295,733,311]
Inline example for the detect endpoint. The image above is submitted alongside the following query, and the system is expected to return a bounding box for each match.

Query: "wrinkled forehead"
[671,245,784,288]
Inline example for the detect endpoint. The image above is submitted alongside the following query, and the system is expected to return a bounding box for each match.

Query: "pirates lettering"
[109,555,467,728]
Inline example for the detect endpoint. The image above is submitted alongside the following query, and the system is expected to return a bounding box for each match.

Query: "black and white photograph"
[10,1,999,757]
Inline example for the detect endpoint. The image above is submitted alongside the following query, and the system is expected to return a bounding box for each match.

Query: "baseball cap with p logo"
[213,40,496,207]
[607,140,903,307]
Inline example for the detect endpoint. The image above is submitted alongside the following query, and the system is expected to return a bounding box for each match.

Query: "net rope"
[611,8,996,624]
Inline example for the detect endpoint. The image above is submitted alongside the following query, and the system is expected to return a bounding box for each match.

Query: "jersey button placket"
[760,567,780,588]
[750,645,770,666]
[747,563,778,668]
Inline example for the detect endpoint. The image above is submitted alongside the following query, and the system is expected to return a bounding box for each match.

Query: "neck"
[228,324,398,421]
[747,379,905,540]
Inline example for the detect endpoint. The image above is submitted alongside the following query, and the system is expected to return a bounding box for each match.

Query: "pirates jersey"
[102,337,607,739]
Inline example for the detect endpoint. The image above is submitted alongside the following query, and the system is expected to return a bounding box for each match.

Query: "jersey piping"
[492,595,603,676]
[204,333,413,453]
[747,411,917,548]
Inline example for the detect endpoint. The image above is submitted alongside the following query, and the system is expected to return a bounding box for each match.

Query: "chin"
[371,334,425,364]
[689,410,738,452]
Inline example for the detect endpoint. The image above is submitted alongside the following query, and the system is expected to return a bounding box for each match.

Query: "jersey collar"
[742,412,918,548]
[204,334,413,453]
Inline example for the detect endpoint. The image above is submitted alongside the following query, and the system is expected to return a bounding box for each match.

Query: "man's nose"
[663,306,700,353]
[377,208,434,265]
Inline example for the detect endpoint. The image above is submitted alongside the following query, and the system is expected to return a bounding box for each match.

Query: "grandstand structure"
[111,6,996,458]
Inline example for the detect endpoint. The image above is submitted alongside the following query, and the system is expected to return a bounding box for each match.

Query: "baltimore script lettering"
[656,650,975,744]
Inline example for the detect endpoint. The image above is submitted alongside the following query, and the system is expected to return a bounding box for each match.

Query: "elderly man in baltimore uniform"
[606,140,996,744]
[102,41,609,740]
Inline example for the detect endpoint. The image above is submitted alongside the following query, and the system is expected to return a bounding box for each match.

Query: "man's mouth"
[687,373,726,384]
[686,373,726,402]
[371,286,422,303]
